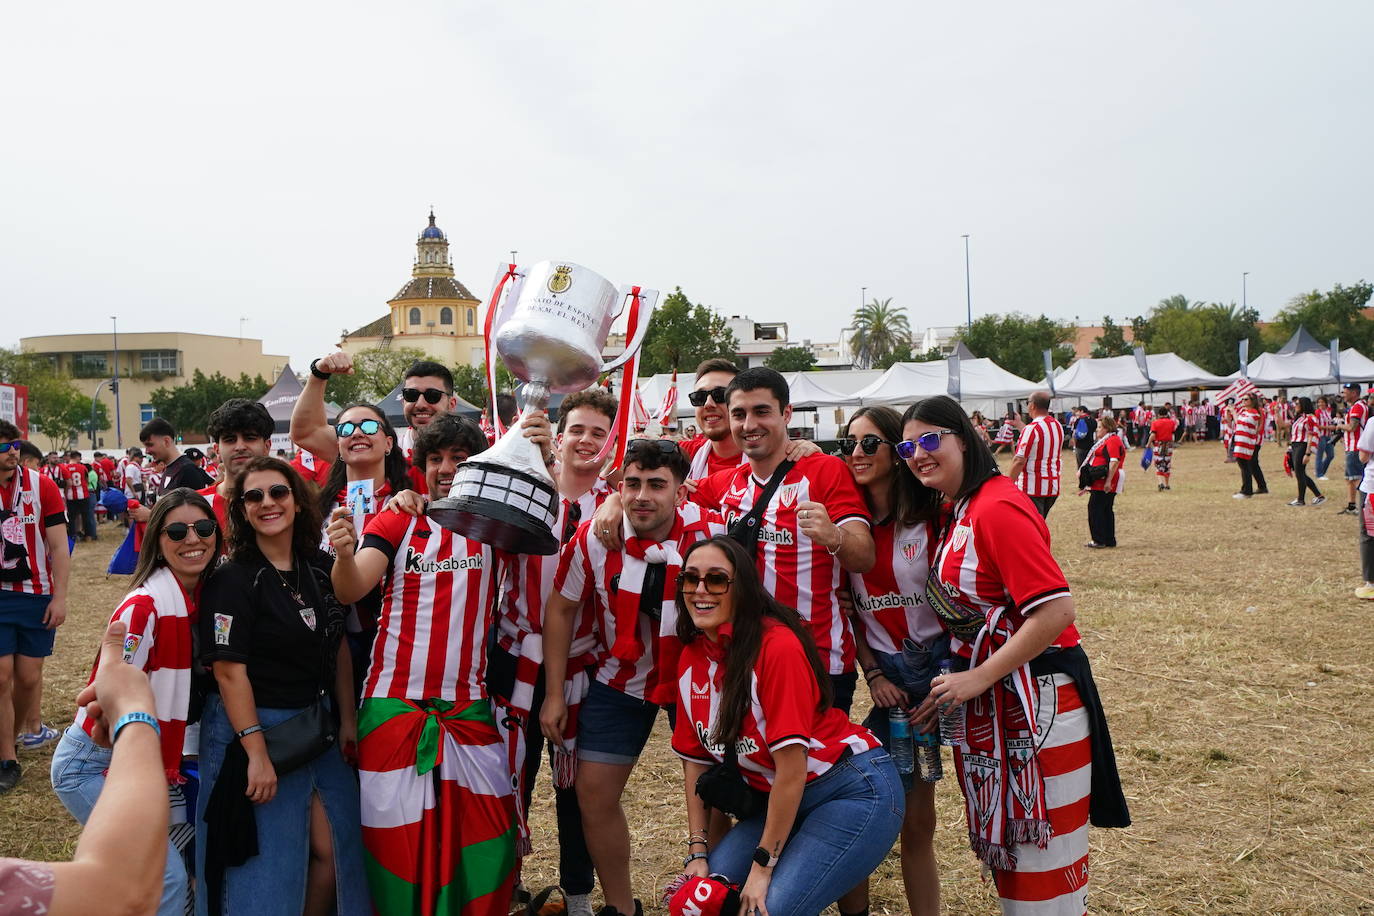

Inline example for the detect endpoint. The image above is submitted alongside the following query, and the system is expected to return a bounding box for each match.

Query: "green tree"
[1266,281,1374,353]
[849,298,912,369]
[450,363,518,411]
[1131,295,1262,376]
[957,314,1075,381]
[148,370,270,439]
[321,347,433,406]
[763,346,818,372]
[1091,316,1130,358]
[639,287,739,375]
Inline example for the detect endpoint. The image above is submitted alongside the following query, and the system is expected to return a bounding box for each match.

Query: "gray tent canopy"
[1275,326,1325,355]
[950,340,977,360]
[257,364,339,434]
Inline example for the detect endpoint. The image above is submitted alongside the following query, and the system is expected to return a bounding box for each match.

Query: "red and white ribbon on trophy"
[482,262,520,438]
[588,286,647,477]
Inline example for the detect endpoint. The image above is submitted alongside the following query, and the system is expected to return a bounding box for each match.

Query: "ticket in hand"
[346,479,374,520]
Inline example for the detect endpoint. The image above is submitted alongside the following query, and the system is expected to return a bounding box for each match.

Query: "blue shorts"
[0,592,55,658]
[576,679,673,765]
[1346,452,1367,481]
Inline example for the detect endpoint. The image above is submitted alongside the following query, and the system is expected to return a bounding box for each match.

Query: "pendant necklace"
[274,564,304,607]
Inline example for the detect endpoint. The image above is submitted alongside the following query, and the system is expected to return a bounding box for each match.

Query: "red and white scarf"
[957,605,1051,871]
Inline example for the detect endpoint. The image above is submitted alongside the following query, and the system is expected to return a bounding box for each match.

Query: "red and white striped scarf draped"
[958,605,1051,871]
[658,372,679,428]
[76,566,195,784]
[505,632,596,792]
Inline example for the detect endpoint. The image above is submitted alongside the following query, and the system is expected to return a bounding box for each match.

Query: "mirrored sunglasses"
[895,429,958,460]
[0,441,21,454]
[837,435,893,456]
[240,483,292,504]
[163,519,218,541]
[336,419,382,437]
[687,386,728,408]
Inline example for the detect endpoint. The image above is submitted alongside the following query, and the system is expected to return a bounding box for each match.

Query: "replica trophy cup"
[428,260,657,554]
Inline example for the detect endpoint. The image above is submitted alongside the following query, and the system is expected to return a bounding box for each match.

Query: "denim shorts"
[576,679,673,765]
[0,592,54,657]
[1347,452,1367,481]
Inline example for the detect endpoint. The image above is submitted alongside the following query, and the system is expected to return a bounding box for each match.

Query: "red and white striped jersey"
[0,468,66,596]
[672,620,880,791]
[993,423,1015,443]
[495,481,612,656]
[195,485,230,538]
[1013,415,1064,497]
[693,454,871,674]
[290,449,333,487]
[1345,400,1368,452]
[59,463,90,501]
[1232,408,1262,460]
[1316,407,1334,433]
[679,435,748,481]
[554,503,724,701]
[1291,414,1319,449]
[931,475,1079,658]
[360,511,506,703]
[1132,406,1151,427]
[848,520,940,656]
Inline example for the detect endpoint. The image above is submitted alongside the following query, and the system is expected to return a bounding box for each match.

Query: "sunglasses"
[240,483,292,504]
[0,441,21,454]
[676,570,733,595]
[837,435,894,456]
[561,501,582,545]
[687,386,728,408]
[336,419,382,437]
[895,429,958,460]
[626,438,680,458]
[402,387,447,405]
[163,519,218,541]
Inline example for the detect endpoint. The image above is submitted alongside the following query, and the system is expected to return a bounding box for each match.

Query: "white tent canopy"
[854,358,1040,405]
[779,372,860,408]
[637,369,873,418]
[1246,348,1374,387]
[1047,353,1232,397]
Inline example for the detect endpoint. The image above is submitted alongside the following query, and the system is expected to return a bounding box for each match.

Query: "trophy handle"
[600,286,658,375]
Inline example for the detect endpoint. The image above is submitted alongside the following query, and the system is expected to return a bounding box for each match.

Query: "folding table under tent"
[1047,353,1232,398]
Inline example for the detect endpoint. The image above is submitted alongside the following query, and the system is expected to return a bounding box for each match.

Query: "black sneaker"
[0,760,20,794]
[596,902,643,916]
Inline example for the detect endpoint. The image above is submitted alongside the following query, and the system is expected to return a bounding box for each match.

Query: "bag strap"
[727,459,796,553]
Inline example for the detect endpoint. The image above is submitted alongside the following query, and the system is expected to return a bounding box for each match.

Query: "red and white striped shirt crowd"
[1012,413,1064,497]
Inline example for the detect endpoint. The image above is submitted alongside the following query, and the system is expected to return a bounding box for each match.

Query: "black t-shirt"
[198,549,345,708]
[163,455,214,495]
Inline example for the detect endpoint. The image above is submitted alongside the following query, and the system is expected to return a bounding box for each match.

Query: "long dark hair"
[899,396,1000,519]
[674,536,831,747]
[1296,396,1314,416]
[317,403,411,517]
[226,457,324,562]
[841,405,920,526]
[130,488,222,589]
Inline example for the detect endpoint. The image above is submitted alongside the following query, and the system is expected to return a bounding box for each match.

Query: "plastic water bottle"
[937,659,965,746]
[888,707,914,775]
[914,729,942,782]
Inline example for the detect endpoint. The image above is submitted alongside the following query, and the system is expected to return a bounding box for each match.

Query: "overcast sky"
[3,1,1371,370]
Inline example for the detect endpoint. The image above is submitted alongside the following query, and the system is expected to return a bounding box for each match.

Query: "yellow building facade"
[339,211,486,367]
[19,332,288,450]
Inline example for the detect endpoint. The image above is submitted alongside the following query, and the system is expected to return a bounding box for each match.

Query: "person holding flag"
[1231,391,1267,498]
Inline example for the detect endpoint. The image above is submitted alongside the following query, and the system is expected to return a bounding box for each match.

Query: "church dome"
[419,210,445,240]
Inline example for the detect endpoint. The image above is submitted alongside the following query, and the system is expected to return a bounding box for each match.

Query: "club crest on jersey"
[121,633,141,661]
[213,613,233,646]
[951,524,971,552]
[900,540,920,564]
[299,607,317,631]
[777,483,799,509]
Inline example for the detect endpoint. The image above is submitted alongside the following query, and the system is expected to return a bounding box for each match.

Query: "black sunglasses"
[895,429,958,459]
[240,483,292,504]
[0,441,21,454]
[676,570,733,594]
[402,387,447,405]
[163,519,218,541]
[561,501,582,545]
[336,419,382,437]
[626,438,680,458]
[687,386,728,408]
[837,435,894,456]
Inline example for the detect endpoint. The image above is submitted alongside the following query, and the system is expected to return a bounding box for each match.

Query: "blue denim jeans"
[194,694,371,916]
[1315,435,1335,478]
[708,748,904,916]
[50,724,190,916]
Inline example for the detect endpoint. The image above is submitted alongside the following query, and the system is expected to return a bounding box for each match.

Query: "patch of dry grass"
[6,442,1373,913]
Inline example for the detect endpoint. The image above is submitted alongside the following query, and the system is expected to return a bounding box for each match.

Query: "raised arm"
[290,351,354,461]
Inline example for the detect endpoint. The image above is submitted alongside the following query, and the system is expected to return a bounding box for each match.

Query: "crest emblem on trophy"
[428,260,658,554]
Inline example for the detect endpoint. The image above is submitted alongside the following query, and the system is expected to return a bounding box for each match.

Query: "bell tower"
[414,209,453,277]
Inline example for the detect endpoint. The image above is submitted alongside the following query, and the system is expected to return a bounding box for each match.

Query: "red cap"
[665,875,740,916]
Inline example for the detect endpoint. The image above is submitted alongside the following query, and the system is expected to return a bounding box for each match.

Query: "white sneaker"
[1317,476,1330,481]
[1233,492,1251,499]
[1312,496,1327,506]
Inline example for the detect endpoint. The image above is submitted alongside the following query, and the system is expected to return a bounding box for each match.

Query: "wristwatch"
[752,846,779,869]
[309,358,331,380]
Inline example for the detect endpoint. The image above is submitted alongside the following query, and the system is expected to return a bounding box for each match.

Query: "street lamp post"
[962,235,972,329]
[110,316,122,448]
[1242,271,1249,311]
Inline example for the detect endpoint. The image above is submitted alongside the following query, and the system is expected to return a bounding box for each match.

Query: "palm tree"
[849,297,912,369]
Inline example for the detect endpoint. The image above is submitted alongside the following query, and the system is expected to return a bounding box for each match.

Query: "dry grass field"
[4,439,1372,914]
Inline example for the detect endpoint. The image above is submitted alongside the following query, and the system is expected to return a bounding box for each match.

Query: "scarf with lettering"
[956,605,1051,871]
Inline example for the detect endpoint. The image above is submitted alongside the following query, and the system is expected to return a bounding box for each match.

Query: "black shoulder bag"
[695,740,769,821]
[726,460,796,555]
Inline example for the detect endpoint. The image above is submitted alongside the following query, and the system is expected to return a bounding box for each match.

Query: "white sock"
[565,893,594,916]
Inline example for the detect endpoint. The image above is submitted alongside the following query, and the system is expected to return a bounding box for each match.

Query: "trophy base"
[427,459,560,556]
